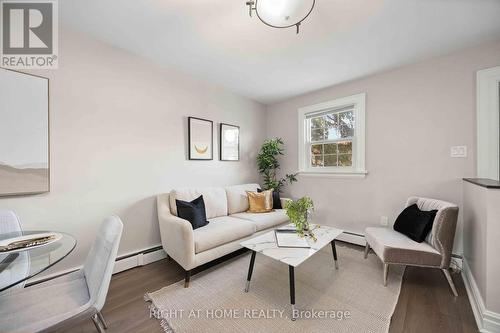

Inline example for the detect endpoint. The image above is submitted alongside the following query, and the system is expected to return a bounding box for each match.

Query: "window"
[298,93,366,176]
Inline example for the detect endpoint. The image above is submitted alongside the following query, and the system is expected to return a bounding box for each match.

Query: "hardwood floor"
[60,245,478,333]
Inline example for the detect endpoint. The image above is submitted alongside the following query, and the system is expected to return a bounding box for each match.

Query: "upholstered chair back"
[405,197,459,268]
[0,210,22,235]
[83,216,123,311]
[0,210,29,291]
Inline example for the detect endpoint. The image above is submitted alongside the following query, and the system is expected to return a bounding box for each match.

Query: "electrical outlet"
[450,146,467,158]
[380,216,389,227]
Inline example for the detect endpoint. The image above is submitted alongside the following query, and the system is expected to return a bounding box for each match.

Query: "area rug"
[145,244,404,333]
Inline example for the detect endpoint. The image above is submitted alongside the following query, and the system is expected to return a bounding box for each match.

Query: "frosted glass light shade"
[255,0,315,28]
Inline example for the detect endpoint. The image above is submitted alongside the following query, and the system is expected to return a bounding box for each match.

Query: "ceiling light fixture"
[245,0,316,34]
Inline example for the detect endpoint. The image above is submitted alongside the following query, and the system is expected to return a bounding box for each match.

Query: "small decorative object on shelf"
[284,196,317,241]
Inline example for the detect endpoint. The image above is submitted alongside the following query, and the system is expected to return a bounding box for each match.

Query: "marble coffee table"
[240,224,344,320]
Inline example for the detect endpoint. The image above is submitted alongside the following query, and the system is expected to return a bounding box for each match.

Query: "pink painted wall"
[266,39,500,253]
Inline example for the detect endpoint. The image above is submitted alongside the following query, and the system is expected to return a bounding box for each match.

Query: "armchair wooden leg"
[383,264,389,286]
[442,268,458,297]
[92,314,105,333]
[364,243,370,259]
[96,311,108,329]
[184,270,191,288]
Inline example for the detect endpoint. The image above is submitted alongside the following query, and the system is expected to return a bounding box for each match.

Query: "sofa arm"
[280,197,292,208]
[157,194,196,270]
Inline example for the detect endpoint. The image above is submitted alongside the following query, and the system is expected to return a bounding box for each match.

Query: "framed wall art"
[188,117,213,160]
[219,123,240,161]
[0,68,50,196]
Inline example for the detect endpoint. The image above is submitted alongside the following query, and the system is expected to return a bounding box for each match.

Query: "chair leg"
[97,311,108,329]
[442,268,458,297]
[92,314,105,333]
[184,269,191,288]
[364,243,370,259]
[383,263,389,286]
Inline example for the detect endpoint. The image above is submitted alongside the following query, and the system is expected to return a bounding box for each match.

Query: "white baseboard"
[462,258,500,332]
[113,247,167,274]
[27,245,167,286]
[337,231,366,246]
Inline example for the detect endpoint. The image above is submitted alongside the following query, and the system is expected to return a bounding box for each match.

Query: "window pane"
[338,111,354,138]
[324,143,337,154]
[311,116,326,129]
[311,144,323,155]
[324,154,338,167]
[325,113,341,140]
[338,154,352,166]
[311,155,323,167]
[338,141,352,154]
[311,128,325,141]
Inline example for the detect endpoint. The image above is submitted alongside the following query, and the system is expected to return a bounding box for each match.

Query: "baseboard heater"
[25,230,463,287]
[26,245,167,287]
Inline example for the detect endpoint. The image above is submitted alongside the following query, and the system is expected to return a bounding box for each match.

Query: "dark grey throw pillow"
[393,204,437,243]
[176,195,209,230]
[257,188,282,209]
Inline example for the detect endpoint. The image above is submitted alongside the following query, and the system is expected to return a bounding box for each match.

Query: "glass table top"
[0,231,76,292]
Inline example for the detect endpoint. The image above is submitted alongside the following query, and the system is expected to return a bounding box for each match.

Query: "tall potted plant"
[256,138,297,193]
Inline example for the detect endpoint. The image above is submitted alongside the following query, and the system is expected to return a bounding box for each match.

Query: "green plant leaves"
[257,138,298,193]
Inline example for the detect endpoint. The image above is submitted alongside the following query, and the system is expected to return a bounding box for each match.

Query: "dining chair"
[0,210,29,291]
[0,216,123,333]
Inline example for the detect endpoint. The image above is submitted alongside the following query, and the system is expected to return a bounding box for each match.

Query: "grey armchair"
[0,216,123,333]
[364,197,459,296]
[0,210,29,291]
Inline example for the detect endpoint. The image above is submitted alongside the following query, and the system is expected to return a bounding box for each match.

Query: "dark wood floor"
[60,244,478,333]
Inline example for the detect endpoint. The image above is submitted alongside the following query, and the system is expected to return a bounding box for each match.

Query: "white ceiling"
[61,0,500,104]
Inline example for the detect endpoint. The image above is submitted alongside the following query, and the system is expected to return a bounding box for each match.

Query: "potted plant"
[256,138,297,193]
[284,196,316,241]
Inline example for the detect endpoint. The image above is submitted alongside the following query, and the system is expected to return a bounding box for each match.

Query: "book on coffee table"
[274,229,310,248]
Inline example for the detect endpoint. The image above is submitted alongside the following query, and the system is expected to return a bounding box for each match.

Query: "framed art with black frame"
[188,117,213,160]
[220,123,240,161]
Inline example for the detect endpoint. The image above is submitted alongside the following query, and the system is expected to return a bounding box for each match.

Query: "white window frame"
[298,93,367,177]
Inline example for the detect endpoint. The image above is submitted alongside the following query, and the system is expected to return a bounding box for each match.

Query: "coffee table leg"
[331,240,339,269]
[244,251,256,292]
[289,265,296,321]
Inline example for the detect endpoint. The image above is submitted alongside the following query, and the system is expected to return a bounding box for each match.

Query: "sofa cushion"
[170,187,227,219]
[365,227,442,267]
[231,210,289,231]
[176,195,209,230]
[225,184,259,214]
[193,216,256,253]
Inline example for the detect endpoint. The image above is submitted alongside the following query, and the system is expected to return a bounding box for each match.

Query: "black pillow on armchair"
[393,204,437,243]
[257,188,282,209]
[176,195,209,230]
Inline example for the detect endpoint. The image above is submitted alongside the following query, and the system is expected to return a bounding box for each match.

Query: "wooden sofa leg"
[383,264,389,286]
[184,270,191,288]
[364,243,370,259]
[442,268,458,297]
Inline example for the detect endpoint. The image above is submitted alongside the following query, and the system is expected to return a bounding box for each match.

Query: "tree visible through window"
[298,93,366,175]
[308,109,355,168]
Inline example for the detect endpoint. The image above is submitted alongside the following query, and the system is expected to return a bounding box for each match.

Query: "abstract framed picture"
[188,117,213,160]
[0,68,50,196]
[220,123,240,161]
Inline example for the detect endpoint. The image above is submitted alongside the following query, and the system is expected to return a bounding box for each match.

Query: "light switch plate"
[450,146,467,158]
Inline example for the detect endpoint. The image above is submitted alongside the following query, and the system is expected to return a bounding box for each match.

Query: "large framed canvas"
[0,68,50,196]
[188,117,213,160]
[220,123,240,161]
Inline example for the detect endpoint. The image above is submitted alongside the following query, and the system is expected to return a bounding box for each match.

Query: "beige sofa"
[157,183,290,287]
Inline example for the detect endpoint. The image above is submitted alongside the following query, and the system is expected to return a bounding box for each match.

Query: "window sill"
[297,170,368,179]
